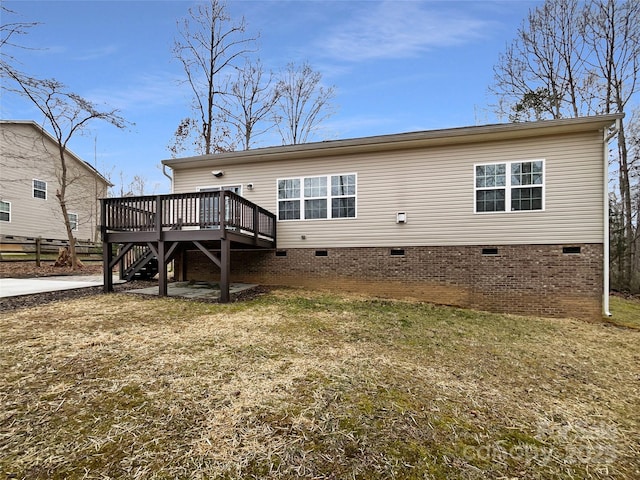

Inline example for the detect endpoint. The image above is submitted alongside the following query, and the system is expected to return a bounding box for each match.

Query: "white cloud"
[73,44,119,61]
[319,1,492,62]
[83,71,188,113]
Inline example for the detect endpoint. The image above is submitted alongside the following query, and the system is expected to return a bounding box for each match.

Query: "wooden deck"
[101,191,276,302]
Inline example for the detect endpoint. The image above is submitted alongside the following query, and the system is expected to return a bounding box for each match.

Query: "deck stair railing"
[120,245,158,280]
[119,221,186,280]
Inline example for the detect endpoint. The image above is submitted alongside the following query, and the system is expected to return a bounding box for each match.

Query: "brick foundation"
[176,244,603,319]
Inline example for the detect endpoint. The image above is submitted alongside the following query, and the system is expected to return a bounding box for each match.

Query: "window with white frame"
[277,174,356,220]
[475,160,544,213]
[0,201,10,222]
[68,212,78,231]
[33,179,47,199]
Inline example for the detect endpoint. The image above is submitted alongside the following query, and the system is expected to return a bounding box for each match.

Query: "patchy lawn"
[1,290,638,479]
[608,294,640,329]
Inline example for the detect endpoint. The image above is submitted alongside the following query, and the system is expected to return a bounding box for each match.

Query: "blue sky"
[2,0,540,193]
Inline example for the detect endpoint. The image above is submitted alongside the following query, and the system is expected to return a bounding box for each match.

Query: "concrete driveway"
[0,277,256,300]
[0,275,116,298]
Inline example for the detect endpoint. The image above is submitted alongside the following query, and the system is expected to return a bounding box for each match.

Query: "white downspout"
[162,164,174,193]
[603,119,620,317]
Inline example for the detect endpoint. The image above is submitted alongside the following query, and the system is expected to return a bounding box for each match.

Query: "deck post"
[220,238,230,303]
[155,194,162,233]
[253,207,259,244]
[103,241,113,293]
[101,199,113,293]
[156,196,167,297]
[158,241,167,297]
[220,190,226,232]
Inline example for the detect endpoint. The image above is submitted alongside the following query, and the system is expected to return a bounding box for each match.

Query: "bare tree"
[616,106,640,291]
[582,0,640,291]
[491,0,586,121]
[1,71,127,269]
[114,172,154,197]
[0,6,38,77]
[491,0,640,292]
[222,59,280,150]
[274,62,336,145]
[170,0,255,157]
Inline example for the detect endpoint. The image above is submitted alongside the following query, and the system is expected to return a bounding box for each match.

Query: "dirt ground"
[0,260,104,279]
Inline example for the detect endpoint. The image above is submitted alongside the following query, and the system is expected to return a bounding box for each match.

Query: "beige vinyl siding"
[172,131,604,248]
[0,123,108,241]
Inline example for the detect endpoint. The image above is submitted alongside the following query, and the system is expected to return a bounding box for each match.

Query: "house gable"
[0,120,111,241]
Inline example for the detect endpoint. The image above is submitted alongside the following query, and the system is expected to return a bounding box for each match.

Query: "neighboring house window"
[475,161,544,213]
[0,201,10,222]
[33,179,47,199]
[68,213,78,231]
[277,174,356,220]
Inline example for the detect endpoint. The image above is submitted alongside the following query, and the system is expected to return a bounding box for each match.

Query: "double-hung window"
[33,179,47,199]
[475,160,544,213]
[277,179,301,220]
[0,201,10,222]
[278,174,356,220]
[304,176,327,219]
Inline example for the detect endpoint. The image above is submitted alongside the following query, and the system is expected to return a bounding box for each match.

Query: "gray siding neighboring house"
[163,114,622,319]
[0,120,110,242]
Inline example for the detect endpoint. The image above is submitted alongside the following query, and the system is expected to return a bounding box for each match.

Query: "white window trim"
[0,200,10,222]
[68,212,79,231]
[303,177,329,220]
[196,185,243,195]
[276,173,357,221]
[474,160,545,214]
[33,179,47,200]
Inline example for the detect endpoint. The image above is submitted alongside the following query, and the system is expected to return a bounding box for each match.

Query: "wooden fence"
[0,235,102,265]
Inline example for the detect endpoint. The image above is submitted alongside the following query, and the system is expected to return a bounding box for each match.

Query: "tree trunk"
[57,192,79,270]
[617,123,634,290]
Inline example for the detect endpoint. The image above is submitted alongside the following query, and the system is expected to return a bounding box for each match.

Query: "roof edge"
[0,119,113,186]
[163,114,623,169]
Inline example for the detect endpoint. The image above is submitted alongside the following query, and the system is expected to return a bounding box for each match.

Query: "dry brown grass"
[1,289,638,479]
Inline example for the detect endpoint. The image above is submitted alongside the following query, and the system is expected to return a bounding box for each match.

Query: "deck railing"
[101,191,276,242]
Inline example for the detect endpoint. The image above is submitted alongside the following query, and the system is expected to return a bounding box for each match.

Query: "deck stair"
[121,246,158,280]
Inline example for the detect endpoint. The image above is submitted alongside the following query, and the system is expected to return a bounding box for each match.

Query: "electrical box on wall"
[396,212,407,223]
